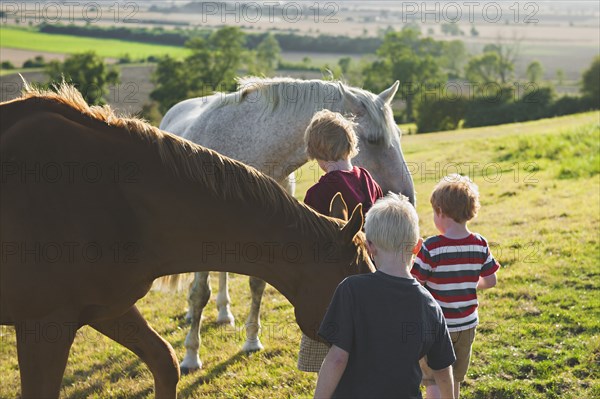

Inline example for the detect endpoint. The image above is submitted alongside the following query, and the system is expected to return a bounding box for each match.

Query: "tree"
[403,21,421,33]
[526,61,544,83]
[151,27,247,113]
[465,40,518,85]
[254,33,281,75]
[581,56,600,104]
[185,26,246,91]
[23,55,46,68]
[149,55,190,114]
[1,61,15,70]
[364,60,392,94]
[465,52,503,84]
[366,28,446,121]
[338,57,352,75]
[556,69,566,86]
[46,51,119,105]
[139,101,163,126]
[441,40,468,79]
[441,23,462,36]
[481,39,520,83]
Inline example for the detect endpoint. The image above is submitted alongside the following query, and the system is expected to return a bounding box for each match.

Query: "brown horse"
[0,83,375,398]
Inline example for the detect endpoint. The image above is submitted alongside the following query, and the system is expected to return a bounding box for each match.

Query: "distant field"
[0,26,359,69]
[0,27,190,59]
[1,23,597,82]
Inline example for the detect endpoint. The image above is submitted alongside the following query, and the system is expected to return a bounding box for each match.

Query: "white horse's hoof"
[180,353,202,374]
[216,309,235,326]
[242,338,264,353]
[180,365,200,375]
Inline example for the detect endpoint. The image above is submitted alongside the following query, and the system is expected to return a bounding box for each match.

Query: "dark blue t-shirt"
[318,271,456,399]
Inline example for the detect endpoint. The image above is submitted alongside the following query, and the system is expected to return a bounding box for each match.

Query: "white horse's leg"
[216,272,235,326]
[239,172,295,353]
[181,271,210,373]
[184,276,196,322]
[242,276,266,352]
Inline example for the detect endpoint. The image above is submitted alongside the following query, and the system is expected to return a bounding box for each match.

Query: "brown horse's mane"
[19,81,342,241]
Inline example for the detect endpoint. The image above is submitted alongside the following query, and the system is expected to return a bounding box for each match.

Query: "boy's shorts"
[420,326,476,385]
[297,333,330,372]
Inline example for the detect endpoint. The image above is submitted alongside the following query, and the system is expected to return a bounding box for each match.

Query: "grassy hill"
[0,112,598,398]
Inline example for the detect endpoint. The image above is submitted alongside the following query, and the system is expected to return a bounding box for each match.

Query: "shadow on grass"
[64,355,152,399]
[179,351,248,396]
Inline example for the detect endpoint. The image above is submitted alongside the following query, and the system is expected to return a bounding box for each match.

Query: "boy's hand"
[432,366,455,399]
[477,273,497,290]
[314,345,349,399]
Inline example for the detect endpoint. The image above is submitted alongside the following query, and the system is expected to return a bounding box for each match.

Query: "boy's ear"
[412,238,423,255]
[329,192,349,221]
[366,240,377,257]
[340,204,363,242]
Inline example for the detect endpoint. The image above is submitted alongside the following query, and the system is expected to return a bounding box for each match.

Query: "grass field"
[0,112,598,398]
[0,26,190,60]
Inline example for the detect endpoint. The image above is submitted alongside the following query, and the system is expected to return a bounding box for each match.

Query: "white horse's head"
[339,81,416,205]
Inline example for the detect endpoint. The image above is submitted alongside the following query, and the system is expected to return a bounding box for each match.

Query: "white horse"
[159,76,415,372]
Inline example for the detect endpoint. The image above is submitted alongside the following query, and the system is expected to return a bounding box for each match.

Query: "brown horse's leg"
[15,317,78,398]
[91,306,179,399]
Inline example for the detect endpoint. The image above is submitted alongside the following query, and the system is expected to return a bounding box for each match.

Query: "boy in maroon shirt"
[304,110,383,215]
[298,109,383,373]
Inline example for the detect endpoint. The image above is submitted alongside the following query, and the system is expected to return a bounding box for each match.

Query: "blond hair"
[364,193,419,265]
[430,174,480,223]
[304,109,359,161]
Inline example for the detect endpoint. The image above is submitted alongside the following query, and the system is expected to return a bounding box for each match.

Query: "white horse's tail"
[152,273,194,292]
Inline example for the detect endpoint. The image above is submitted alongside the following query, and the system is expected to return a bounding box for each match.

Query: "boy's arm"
[431,366,455,398]
[314,345,349,399]
[479,238,500,290]
[477,272,497,289]
[411,242,433,283]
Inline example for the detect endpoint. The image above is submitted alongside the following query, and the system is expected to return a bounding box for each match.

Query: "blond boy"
[314,194,456,399]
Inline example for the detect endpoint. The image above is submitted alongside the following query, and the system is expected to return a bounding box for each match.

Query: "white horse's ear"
[379,81,400,104]
[339,82,364,115]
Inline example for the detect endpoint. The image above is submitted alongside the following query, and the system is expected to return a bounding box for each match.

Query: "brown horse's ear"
[329,192,349,221]
[341,204,363,242]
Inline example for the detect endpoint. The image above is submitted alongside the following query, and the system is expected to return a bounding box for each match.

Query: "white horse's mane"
[206,76,396,146]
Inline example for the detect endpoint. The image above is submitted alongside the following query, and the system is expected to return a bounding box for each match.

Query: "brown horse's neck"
[121,139,349,309]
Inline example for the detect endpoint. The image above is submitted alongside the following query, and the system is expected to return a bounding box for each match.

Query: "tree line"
[38,25,599,132]
[39,23,382,54]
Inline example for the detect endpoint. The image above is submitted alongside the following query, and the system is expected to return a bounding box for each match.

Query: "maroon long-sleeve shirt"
[304,166,383,216]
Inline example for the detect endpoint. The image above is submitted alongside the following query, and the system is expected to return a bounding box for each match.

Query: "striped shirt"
[411,233,500,332]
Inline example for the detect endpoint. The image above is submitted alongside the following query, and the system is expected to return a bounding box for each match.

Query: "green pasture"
[0,27,190,60]
[0,112,598,398]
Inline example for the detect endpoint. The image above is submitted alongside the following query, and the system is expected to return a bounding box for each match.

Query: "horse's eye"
[366,136,382,145]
